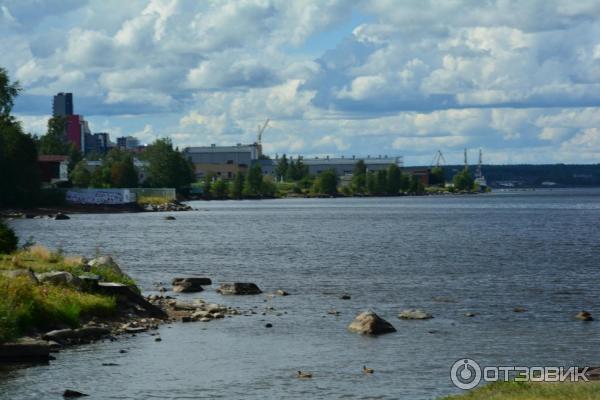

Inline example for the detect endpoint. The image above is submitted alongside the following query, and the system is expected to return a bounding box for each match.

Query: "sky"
[2,0,600,165]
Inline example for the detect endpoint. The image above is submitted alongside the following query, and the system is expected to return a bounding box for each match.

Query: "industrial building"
[183,144,261,180]
[259,155,403,177]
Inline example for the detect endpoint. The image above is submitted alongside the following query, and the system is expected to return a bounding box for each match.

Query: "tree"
[70,160,91,187]
[386,164,403,195]
[286,158,309,181]
[0,67,21,121]
[39,116,68,155]
[143,138,194,191]
[110,157,138,188]
[260,176,277,197]
[275,154,289,181]
[313,169,338,196]
[230,171,244,199]
[0,219,18,254]
[244,164,263,197]
[374,169,388,195]
[453,167,474,191]
[202,173,213,199]
[409,175,425,193]
[210,178,227,199]
[0,68,40,207]
[366,171,376,194]
[430,167,445,186]
[351,160,367,193]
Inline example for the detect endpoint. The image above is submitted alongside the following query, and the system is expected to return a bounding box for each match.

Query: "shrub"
[0,220,18,254]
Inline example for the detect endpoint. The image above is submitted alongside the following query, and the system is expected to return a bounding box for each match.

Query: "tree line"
[0,67,195,209]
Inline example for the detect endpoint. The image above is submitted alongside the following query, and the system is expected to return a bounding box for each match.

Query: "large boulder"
[98,282,167,318]
[348,311,396,335]
[36,271,82,288]
[172,277,212,286]
[87,256,123,275]
[172,277,211,293]
[1,269,38,284]
[217,282,262,295]
[0,337,50,361]
[398,309,433,320]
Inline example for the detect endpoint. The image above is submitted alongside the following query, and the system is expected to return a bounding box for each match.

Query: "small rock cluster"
[146,296,241,323]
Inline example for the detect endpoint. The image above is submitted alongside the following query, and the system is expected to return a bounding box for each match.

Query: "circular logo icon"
[450,358,482,390]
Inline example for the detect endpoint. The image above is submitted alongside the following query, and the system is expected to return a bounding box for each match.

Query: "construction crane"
[431,150,446,168]
[257,118,270,145]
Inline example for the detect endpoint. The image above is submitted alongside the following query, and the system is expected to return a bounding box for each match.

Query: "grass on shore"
[440,381,600,400]
[1,245,136,287]
[0,275,116,343]
[0,245,136,343]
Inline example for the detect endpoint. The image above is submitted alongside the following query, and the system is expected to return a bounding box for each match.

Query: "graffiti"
[66,189,136,205]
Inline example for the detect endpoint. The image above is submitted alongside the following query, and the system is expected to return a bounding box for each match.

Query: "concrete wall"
[66,189,137,204]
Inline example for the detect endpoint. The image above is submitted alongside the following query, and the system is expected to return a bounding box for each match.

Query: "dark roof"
[38,155,69,162]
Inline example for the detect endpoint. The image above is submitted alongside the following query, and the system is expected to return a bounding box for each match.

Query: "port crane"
[431,150,446,168]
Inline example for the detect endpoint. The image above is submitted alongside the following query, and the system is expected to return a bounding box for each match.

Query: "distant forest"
[433,164,600,188]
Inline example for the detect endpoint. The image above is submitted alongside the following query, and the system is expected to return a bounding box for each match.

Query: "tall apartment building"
[52,93,73,117]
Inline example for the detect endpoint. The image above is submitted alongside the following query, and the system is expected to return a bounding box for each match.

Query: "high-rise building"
[117,136,141,150]
[52,92,73,116]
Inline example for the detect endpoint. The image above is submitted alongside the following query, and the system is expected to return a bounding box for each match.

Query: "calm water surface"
[2,189,600,399]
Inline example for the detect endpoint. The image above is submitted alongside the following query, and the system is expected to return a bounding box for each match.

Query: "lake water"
[2,189,600,399]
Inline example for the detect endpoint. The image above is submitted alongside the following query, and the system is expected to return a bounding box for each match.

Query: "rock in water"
[398,309,433,320]
[575,311,593,321]
[164,216,176,220]
[275,289,289,296]
[63,389,88,398]
[513,306,528,313]
[348,311,396,335]
[217,282,262,295]
[54,213,70,220]
[172,277,211,293]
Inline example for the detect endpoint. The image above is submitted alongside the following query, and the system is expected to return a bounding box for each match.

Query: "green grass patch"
[0,245,137,287]
[440,380,600,400]
[0,275,116,343]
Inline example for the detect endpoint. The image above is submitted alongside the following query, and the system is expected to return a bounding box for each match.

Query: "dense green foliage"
[0,68,41,208]
[286,158,309,181]
[275,154,289,180]
[142,138,195,191]
[0,220,18,254]
[210,178,227,199]
[244,164,264,197]
[87,148,138,188]
[230,171,244,199]
[430,166,445,186]
[312,169,338,196]
[453,167,474,191]
[351,160,367,193]
[70,160,91,187]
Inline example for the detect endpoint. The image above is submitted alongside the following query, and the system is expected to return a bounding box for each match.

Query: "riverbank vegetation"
[0,237,138,343]
[440,381,600,400]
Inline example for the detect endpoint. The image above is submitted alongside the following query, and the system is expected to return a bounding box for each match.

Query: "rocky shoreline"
[0,255,265,365]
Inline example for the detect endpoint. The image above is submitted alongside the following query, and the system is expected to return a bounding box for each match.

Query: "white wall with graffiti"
[66,189,137,204]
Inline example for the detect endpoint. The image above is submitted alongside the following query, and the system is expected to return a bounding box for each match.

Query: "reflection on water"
[2,189,600,399]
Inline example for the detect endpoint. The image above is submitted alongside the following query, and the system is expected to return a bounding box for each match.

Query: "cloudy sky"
[2,0,600,165]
